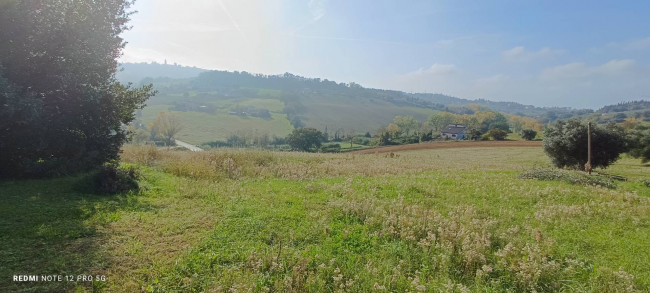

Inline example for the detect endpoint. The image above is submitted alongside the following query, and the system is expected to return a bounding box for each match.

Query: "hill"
[132,69,454,144]
[589,101,650,123]
[120,63,649,144]
[411,93,594,120]
[116,62,207,84]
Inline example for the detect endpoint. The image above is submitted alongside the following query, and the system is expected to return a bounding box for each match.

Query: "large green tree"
[543,119,628,170]
[0,0,154,178]
[287,128,325,152]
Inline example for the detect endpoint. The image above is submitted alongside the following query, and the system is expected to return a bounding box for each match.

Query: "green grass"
[2,146,649,292]
[322,142,372,152]
[506,132,522,140]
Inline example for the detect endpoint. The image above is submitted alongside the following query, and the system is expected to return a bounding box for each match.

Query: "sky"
[119,0,650,109]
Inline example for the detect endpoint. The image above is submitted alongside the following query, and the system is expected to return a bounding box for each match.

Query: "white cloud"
[605,37,650,51]
[377,63,466,94]
[501,46,564,62]
[625,37,650,50]
[380,59,649,108]
[539,59,636,81]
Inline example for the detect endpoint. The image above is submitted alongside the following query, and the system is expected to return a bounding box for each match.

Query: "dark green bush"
[487,128,508,140]
[93,165,139,194]
[520,129,537,140]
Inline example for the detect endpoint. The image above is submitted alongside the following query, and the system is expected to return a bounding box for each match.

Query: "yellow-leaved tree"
[149,112,183,146]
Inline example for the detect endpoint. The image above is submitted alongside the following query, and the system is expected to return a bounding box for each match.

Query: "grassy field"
[1,145,649,292]
[140,102,293,145]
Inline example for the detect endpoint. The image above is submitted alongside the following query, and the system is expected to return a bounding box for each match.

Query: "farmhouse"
[441,124,467,140]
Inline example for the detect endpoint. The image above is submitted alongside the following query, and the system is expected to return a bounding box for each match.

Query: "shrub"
[520,129,537,140]
[627,123,650,163]
[543,119,628,170]
[487,128,508,140]
[92,165,139,194]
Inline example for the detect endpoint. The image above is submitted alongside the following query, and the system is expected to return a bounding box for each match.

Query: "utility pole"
[585,122,592,175]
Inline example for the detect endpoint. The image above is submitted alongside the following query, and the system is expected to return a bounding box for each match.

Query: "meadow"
[1,145,649,292]
[139,98,293,145]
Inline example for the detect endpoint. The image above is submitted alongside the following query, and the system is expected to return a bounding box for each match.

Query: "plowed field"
[350,140,542,154]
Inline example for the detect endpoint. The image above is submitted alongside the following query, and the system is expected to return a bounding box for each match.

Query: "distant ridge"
[117,62,207,84]
[118,63,650,122]
[120,63,650,143]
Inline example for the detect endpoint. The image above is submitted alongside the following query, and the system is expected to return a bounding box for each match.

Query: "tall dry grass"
[120,145,545,181]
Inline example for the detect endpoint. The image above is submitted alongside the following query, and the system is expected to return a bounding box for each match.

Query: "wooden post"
[585,122,592,175]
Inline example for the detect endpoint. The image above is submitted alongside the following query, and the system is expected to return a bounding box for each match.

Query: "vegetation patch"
[519,168,616,189]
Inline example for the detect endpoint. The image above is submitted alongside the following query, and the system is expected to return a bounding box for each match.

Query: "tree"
[543,119,628,170]
[0,0,154,178]
[393,115,418,136]
[486,112,510,132]
[150,112,183,146]
[627,123,650,163]
[520,129,537,140]
[465,128,483,140]
[386,123,401,139]
[428,112,456,132]
[287,128,324,152]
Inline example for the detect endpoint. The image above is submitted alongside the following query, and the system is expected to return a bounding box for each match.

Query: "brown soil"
[350,140,542,154]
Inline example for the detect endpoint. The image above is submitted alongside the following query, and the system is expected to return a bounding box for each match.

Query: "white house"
[441,124,467,140]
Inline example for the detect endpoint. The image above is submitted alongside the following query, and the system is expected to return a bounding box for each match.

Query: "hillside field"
[1,145,649,292]
[139,95,294,145]
[138,91,440,145]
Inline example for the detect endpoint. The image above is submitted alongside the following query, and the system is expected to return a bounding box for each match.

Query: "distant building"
[441,124,467,140]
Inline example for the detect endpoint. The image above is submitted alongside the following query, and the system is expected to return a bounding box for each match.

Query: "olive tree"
[543,119,628,170]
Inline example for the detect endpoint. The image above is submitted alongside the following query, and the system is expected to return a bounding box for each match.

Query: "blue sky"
[120,0,650,108]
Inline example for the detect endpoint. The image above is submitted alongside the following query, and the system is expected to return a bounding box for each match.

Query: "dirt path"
[349,140,542,154]
[175,140,203,151]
